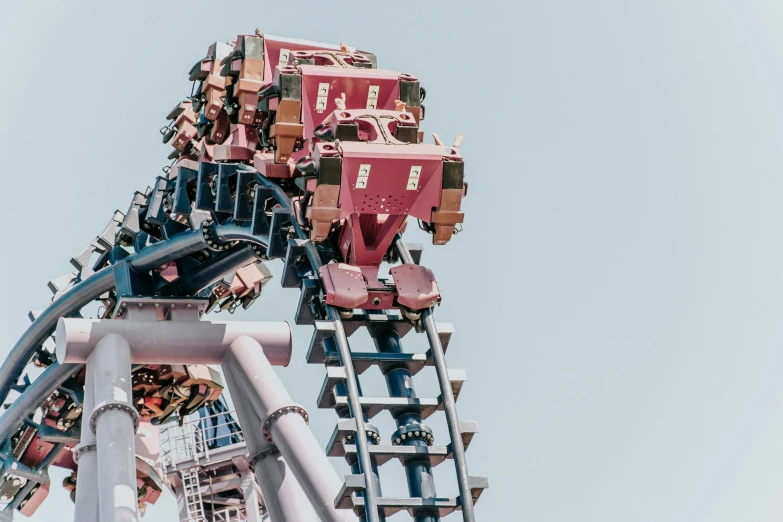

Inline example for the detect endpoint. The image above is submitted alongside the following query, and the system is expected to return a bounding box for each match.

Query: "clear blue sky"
[2,1,783,520]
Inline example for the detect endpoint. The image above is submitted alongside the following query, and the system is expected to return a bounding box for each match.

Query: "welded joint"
[3,458,49,484]
[89,401,140,435]
[261,404,309,445]
[72,442,97,464]
[246,445,281,472]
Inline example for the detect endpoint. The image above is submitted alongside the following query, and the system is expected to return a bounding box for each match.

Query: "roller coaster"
[0,32,486,522]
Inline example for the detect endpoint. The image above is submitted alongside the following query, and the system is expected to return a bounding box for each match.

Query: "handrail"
[160,410,244,468]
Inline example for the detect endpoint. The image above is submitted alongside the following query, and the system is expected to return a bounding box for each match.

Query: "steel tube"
[222,336,357,522]
[304,241,381,522]
[174,488,191,522]
[129,229,210,272]
[91,334,138,522]
[56,319,292,366]
[0,270,113,405]
[228,375,318,522]
[345,458,385,522]
[422,309,474,520]
[395,237,475,521]
[0,229,208,404]
[73,362,99,522]
[166,244,260,296]
[241,471,262,522]
[214,222,275,248]
[374,330,438,522]
[328,336,385,522]
[0,362,80,444]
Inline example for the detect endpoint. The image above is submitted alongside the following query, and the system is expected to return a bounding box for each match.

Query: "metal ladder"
[279,237,487,522]
[181,469,206,522]
[213,506,247,522]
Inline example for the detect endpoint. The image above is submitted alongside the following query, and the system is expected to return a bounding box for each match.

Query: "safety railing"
[159,410,244,469]
[212,506,246,522]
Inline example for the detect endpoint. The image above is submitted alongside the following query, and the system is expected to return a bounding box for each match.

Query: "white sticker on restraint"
[279,48,291,65]
[356,164,371,189]
[366,85,380,109]
[316,82,330,112]
[407,165,422,190]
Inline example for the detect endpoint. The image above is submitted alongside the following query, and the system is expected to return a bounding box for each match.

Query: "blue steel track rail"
[0,170,481,521]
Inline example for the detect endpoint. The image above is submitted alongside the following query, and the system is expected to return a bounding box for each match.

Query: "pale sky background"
[2,0,783,521]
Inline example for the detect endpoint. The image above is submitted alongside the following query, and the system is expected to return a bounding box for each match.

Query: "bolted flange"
[261,404,309,445]
[201,218,239,251]
[247,445,281,472]
[72,442,97,464]
[89,401,140,436]
[343,423,382,446]
[392,423,434,446]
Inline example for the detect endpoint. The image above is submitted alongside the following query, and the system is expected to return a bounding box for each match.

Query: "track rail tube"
[395,237,476,522]
[0,362,80,444]
[213,222,273,248]
[0,229,208,404]
[304,241,381,522]
[421,311,474,520]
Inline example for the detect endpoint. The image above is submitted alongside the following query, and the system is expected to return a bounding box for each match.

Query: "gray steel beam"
[91,334,138,522]
[241,471,262,522]
[223,336,357,522]
[56,318,291,366]
[73,359,98,522]
[228,365,318,522]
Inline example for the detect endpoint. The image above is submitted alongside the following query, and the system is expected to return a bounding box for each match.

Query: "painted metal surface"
[91,334,139,522]
[0,31,483,522]
[56,318,292,366]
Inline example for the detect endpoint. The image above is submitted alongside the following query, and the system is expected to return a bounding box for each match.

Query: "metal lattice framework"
[0,32,486,522]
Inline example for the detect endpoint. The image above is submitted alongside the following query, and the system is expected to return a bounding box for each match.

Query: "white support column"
[90,334,139,522]
[73,363,99,522]
[174,487,190,522]
[241,471,262,522]
[228,373,317,522]
[222,336,357,522]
